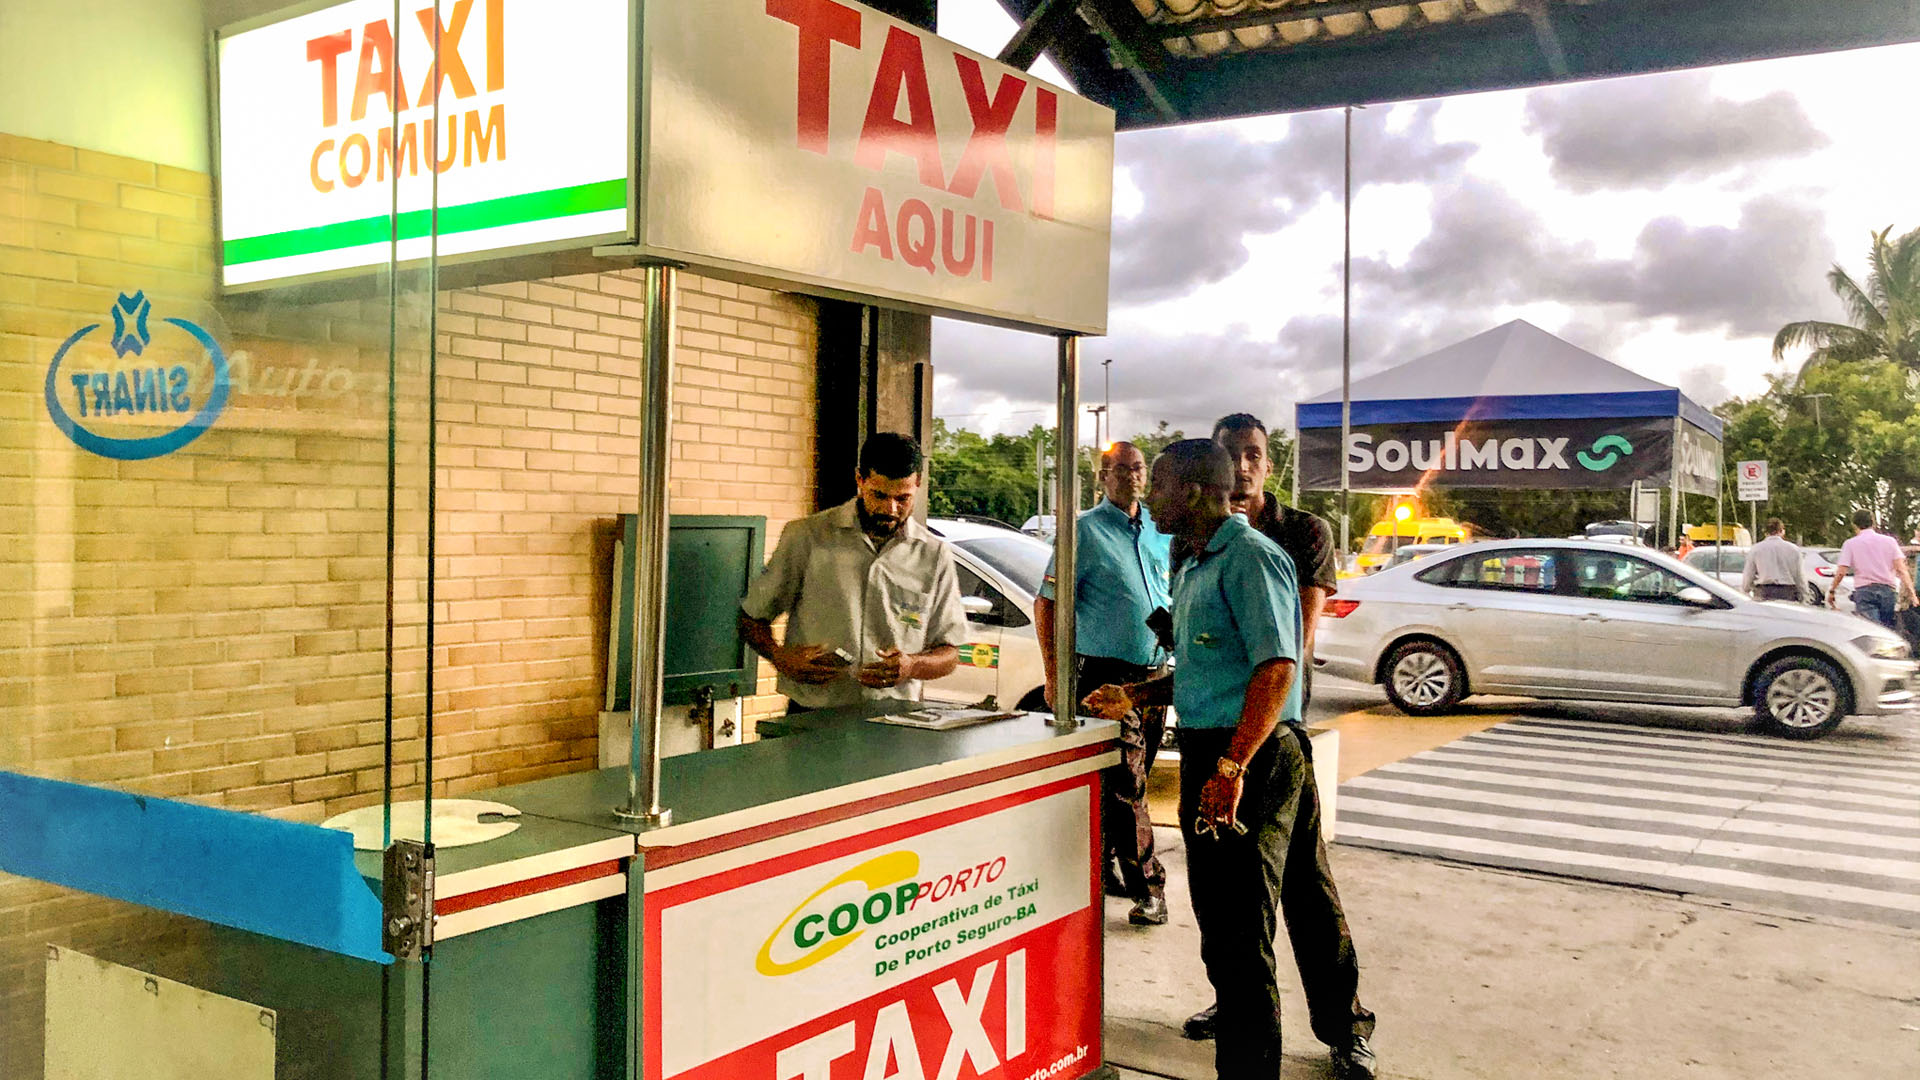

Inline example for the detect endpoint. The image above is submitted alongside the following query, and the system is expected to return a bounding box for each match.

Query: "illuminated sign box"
[215,0,635,289]
[216,0,1114,334]
[634,0,1114,334]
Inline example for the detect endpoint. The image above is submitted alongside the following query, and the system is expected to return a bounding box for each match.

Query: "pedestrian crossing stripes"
[1334,718,1920,927]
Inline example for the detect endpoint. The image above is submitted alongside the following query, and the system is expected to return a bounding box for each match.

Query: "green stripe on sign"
[223,179,628,265]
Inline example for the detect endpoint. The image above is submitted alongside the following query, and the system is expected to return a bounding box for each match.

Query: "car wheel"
[1382,640,1466,716]
[1754,655,1851,739]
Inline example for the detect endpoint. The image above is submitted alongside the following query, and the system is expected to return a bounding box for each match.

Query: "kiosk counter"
[232,705,1123,1080]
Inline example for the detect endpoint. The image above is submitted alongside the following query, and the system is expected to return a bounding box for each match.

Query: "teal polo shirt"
[1038,498,1172,667]
[1171,514,1304,730]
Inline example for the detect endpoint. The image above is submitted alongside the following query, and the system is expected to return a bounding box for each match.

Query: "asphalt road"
[1310,675,1920,928]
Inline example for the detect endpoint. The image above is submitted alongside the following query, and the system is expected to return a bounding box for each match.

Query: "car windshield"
[953,535,1051,597]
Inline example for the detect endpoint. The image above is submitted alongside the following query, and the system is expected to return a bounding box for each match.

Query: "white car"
[1315,538,1915,738]
[923,519,1050,711]
[1684,545,1853,612]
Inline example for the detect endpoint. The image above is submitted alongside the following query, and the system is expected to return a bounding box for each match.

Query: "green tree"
[1773,226,1920,380]
[1716,359,1920,544]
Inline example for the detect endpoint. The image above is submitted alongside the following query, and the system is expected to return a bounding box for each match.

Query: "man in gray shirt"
[1742,519,1804,603]
[739,433,967,711]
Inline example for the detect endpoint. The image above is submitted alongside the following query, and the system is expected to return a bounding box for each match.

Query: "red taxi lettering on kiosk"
[766,0,862,153]
[774,952,1023,1080]
[764,1,1053,284]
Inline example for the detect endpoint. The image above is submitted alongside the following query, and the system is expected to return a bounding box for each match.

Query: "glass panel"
[2,0,440,1074]
[1424,549,1561,592]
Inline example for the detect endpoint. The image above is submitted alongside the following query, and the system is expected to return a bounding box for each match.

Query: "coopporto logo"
[755,848,1012,977]
[1576,434,1633,472]
[44,293,230,460]
[757,851,922,976]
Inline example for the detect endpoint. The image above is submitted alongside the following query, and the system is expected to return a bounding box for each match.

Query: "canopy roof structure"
[988,0,1920,129]
[1296,319,1722,437]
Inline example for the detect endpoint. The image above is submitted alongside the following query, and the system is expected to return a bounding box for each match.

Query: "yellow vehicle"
[1352,515,1471,574]
[1686,523,1752,547]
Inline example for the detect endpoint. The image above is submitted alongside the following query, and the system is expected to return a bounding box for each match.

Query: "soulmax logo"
[43,293,231,460]
[1346,432,1575,473]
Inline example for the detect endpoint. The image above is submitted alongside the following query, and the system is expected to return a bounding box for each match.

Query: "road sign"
[1737,460,1768,501]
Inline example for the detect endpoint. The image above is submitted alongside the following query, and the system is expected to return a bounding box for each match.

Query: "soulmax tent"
[1295,320,1722,497]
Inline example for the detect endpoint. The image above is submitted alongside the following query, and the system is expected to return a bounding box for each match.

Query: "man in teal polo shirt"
[1035,441,1172,926]
[1087,440,1377,1080]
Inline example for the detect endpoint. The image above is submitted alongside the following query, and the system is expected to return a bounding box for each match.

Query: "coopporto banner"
[644,778,1101,1080]
[1298,416,1717,491]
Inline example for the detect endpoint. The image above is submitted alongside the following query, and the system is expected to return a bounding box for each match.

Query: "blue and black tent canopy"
[1295,320,1722,495]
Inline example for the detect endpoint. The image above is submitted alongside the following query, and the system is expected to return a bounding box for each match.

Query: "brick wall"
[0,132,819,1068]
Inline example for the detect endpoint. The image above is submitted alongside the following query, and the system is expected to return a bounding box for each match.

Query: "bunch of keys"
[1194,817,1248,839]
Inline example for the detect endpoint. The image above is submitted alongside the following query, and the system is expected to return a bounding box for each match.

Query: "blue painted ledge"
[0,771,389,963]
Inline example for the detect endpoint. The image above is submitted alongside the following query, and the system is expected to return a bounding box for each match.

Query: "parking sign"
[1737,460,1769,501]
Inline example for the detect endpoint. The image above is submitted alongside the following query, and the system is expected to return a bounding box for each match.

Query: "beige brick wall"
[0,133,820,1061]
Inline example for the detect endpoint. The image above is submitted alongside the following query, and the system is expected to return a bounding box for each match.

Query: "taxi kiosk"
[0,2,1120,1078]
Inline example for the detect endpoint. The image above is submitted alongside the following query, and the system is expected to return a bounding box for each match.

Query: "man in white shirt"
[1742,519,1804,602]
[739,433,967,711]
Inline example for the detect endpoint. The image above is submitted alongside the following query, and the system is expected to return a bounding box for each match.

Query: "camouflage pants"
[1078,655,1168,902]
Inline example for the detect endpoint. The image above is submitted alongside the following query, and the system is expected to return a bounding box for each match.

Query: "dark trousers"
[1179,726,1373,1079]
[1078,655,1167,902]
[1754,583,1801,603]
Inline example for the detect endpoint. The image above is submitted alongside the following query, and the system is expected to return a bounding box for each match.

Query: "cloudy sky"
[929,0,1920,442]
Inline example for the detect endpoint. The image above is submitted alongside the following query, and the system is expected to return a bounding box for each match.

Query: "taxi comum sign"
[214,0,1115,333]
[215,0,634,289]
[636,0,1115,334]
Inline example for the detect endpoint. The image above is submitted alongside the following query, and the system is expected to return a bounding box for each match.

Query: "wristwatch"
[1215,757,1245,780]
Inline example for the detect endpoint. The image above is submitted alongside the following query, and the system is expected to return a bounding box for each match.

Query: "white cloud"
[929,1,1920,438]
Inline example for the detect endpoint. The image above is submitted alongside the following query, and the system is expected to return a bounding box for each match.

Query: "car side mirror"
[1676,586,1715,607]
[961,596,994,616]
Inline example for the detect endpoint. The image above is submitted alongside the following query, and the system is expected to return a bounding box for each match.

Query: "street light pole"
[1339,104,1356,557]
[1102,358,1113,446]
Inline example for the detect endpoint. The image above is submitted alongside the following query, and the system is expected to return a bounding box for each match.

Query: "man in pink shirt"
[1831,510,1918,629]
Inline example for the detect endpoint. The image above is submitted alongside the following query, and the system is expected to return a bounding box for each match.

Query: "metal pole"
[1053,335,1081,729]
[1290,430,1300,507]
[1103,357,1112,444]
[1668,416,1681,551]
[1339,104,1354,557]
[1035,433,1045,525]
[618,264,677,826]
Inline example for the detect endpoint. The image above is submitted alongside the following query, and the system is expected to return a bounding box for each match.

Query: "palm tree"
[1773,226,1920,379]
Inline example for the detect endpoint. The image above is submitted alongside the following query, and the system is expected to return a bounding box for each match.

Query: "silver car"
[1315,539,1915,738]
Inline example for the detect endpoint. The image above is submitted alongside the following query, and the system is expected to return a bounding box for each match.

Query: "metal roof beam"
[1151,0,1460,39]
[1522,0,1573,77]
[998,0,1080,70]
[1076,2,1181,122]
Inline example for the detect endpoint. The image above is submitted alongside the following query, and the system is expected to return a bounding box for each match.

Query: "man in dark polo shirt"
[1177,413,1375,1078]
[1216,413,1339,708]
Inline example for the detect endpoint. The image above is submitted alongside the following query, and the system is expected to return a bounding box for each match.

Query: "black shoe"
[1102,872,1129,897]
[1181,1003,1217,1041]
[1330,1035,1377,1080]
[1127,895,1169,926]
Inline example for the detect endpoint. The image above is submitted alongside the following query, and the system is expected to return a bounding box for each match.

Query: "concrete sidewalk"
[1101,827,1920,1079]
